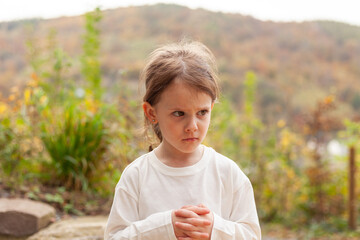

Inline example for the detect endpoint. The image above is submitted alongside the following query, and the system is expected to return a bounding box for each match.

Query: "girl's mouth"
[182,138,198,142]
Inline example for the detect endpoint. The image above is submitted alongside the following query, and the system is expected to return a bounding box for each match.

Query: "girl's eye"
[173,111,184,117]
[198,110,208,116]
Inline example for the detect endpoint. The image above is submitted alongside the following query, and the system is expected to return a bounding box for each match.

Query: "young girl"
[104,41,261,240]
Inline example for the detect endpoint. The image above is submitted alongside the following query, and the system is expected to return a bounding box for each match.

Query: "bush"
[40,102,109,191]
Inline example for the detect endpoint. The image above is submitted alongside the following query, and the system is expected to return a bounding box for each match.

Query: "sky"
[0,0,359,27]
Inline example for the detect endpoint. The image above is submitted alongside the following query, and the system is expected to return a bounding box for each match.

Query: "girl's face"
[144,79,213,157]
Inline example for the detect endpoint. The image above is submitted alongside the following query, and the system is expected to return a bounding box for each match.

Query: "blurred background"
[0,1,359,239]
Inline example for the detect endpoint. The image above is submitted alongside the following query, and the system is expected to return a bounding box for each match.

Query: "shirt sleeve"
[211,178,261,240]
[104,186,177,240]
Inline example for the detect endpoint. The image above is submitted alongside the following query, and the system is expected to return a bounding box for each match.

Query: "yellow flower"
[24,89,32,105]
[277,119,286,128]
[281,136,290,148]
[85,97,98,114]
[0,102,8,114]
[280,129,291,149]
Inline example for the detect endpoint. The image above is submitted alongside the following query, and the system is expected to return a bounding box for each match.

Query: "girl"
[105,41,261,240]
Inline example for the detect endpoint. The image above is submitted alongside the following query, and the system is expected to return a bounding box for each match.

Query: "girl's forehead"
[163,81,203,97]
[158,81,212,109]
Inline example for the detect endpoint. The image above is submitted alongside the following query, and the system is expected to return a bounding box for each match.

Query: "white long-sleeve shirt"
[105,145,261,239]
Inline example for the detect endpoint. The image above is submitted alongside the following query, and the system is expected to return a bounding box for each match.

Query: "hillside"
[1,3,360,126]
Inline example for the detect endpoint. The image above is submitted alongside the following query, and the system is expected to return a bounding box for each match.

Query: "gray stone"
[0,198,56,237]
[28,216,108,240]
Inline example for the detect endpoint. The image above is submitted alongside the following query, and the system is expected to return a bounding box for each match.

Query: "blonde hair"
[141,40,220,148]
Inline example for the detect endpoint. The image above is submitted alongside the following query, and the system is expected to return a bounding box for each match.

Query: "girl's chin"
[178,142,202,153]
[160,139,203,154]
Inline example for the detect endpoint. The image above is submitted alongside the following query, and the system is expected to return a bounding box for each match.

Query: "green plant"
[64,203,84,216]
[45,192,64,204]
[81,7,103,100]
[22,7,134,195]
[40,103,109,191]
[0,112,37,187]
[339,119,360,146]
[0,119,21,176]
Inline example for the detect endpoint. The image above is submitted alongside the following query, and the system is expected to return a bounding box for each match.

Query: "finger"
[186,230,209,239]
[175,222,197,231]
[188,218,212,226]
[181,205,210,215]
[181,205,195,209]
[180,206,210,215]
[174,209,199,218]
[175,218,211,229]
[197,203,207,208]
[178,237,193,240]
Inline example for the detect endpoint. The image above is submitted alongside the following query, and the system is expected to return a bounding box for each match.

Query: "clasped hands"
[172,204,213,240]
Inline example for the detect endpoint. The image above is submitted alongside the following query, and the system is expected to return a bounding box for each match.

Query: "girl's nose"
[185,117,198,132]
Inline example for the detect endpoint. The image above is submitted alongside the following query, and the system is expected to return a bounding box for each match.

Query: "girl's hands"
[172,204,214,240]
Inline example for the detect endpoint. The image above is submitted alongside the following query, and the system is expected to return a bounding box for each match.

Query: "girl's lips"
[182,138,198,142]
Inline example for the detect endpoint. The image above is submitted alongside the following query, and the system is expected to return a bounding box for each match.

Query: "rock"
[28,216,108,240]
[0,198,56,237]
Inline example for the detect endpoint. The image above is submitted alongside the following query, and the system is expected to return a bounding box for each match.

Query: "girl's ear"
[142,102,157,123]
[211,102,215,110]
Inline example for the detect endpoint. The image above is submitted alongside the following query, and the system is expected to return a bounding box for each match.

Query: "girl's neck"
[155,143,204,168]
